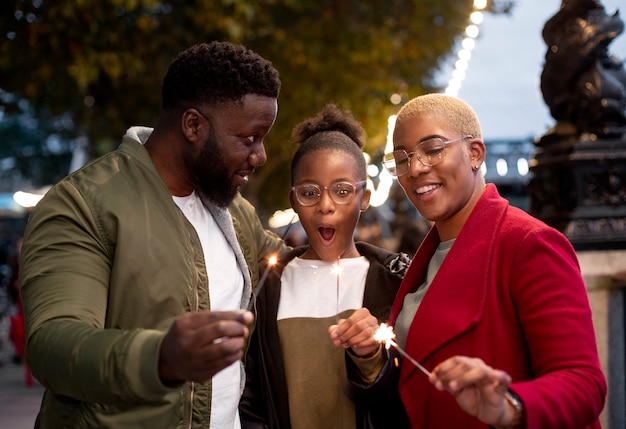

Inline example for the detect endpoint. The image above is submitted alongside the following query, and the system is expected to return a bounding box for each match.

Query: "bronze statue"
[540,0,626,139]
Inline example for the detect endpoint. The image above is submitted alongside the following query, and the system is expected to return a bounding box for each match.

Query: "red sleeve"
[509,226,606,428]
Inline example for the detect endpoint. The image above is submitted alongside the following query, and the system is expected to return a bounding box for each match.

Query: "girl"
[240,104,411,429]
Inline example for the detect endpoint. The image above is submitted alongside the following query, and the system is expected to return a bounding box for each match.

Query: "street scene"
[0,362,42,428]
[0,0,625,428]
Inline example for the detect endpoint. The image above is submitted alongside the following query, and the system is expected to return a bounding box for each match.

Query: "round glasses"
[382,135,472,177]
[291,181,367,206]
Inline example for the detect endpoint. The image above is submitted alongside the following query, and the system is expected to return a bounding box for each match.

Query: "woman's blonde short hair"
[395,93,483,140]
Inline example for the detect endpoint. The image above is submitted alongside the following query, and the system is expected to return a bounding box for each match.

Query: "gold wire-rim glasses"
[383,135,472,176]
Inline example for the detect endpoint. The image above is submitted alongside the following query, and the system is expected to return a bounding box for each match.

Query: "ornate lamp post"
[529,0,626,250]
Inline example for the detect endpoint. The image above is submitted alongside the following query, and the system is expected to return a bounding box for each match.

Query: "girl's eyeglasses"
[291,181,367,206]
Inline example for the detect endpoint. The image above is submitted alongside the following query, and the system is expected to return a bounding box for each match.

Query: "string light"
[369,1,490,207]
[268,1,491,218]
[368,115,396,207]
[13,188,49,208]
[444,0,487,97]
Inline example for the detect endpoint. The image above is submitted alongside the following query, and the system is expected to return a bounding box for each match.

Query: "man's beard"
[192,132,238,208]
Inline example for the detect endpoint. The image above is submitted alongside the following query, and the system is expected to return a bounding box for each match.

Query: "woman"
[331,94,606,428]
[240,104,410,428]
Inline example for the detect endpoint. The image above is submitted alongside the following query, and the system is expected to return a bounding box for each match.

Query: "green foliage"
[0,0,511,216]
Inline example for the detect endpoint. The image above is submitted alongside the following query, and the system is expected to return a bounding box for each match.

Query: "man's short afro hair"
[162,41,281,110]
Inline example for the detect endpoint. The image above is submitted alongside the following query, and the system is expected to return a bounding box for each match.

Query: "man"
[20,41,286,428]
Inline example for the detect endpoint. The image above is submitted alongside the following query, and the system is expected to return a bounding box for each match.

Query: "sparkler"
[258,253,278,288]
[248,253,278,312]
[249,214,297,310]
[374,323,431,377]
[331,259,342,323]
[375,323,519,411]
[330,258,344,429]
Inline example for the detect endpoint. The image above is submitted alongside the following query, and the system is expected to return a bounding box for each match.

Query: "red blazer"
[390,184,606,428]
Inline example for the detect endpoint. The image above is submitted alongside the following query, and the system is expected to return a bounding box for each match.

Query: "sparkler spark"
[330,262,343,275]
[373,322,396,349]
[374,323,431,377]
[375,324,518,413]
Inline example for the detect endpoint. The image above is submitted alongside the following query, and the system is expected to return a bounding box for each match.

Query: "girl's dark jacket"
[240,242,411,429]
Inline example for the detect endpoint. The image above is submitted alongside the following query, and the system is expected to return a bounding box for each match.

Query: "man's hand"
[158,310,254,384]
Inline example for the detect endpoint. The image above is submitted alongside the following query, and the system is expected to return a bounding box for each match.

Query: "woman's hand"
[430,355,519,427]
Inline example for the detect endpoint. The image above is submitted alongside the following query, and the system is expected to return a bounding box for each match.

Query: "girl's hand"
[328,308,381,357]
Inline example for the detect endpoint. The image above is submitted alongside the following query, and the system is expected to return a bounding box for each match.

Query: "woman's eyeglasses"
[291,181,367,206]
[382,135,472,177]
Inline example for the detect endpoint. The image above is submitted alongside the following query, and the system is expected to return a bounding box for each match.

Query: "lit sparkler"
[331,259,342,323]
[259,254,278,287]
[249,253,278,311]
[330,260,343,276]
[375,323,519,415]
[249,214,297,310]
[374,323,431,377]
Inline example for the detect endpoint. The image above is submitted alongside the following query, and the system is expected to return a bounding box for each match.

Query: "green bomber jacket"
[20,128,286,428]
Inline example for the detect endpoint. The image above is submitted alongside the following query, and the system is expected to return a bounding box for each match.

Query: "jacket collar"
[391,184,508,371]
[121,131,253,310]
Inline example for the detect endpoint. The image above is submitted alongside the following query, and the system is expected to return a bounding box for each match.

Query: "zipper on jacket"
[187,381,195,429]
[187,234,201,429]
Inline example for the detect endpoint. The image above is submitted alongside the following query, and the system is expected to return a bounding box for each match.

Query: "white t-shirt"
[173,191,243,429]
[276,256,370,429]
[277,257,369,320]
